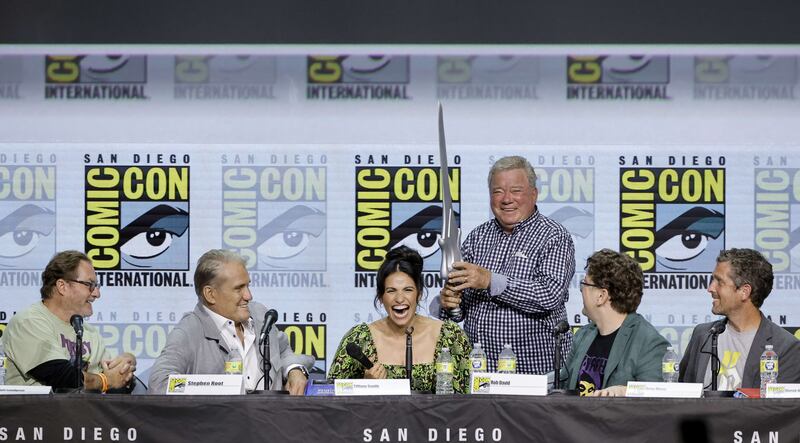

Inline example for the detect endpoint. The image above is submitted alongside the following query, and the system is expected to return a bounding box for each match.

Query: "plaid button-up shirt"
[443,209,575,374]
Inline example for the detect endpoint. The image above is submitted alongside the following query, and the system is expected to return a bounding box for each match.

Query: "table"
[1,394,798,443]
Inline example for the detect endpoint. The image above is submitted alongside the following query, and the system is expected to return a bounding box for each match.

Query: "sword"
[438,103,463,320]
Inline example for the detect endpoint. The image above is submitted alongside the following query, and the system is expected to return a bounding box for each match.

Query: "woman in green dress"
[328,246,473,393]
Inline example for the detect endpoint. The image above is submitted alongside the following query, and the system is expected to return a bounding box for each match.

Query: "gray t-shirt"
[703,327,757,390]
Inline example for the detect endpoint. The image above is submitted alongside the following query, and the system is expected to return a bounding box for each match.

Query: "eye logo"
[388,204,459,271]
[119,204,189,269]
[0,204,56,269]
[256,205,326,270]
[655,206,725,272]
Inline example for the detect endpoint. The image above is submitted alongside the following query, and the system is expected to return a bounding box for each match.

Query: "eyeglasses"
[66,279,101,292]
[579,280,602,289]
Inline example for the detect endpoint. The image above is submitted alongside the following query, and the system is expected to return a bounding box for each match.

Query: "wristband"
[98,372,109,393]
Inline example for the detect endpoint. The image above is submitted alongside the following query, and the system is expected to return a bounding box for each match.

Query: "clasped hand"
[440,261,491,309]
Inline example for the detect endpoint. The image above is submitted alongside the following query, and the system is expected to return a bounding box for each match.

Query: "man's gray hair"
[487,156,537,189]
[193,249,247,298]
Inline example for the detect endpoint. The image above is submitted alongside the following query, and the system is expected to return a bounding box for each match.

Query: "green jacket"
[561,313,669,390]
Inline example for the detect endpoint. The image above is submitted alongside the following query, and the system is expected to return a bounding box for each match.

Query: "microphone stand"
[262,333,272,391]
[710,331,720,392]
[553,332,564,391]
[549,323,575,395]
[74,329,83,390]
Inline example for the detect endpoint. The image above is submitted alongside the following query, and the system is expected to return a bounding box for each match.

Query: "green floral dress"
[328,320,473,394]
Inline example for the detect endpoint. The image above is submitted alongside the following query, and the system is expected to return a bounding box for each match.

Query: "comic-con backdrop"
[1,53,799,380]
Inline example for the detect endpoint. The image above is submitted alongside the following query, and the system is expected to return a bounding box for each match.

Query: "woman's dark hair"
[374,246,425,308]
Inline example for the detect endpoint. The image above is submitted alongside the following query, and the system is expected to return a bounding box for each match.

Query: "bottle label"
[497,359,516,372]
[471,358,487,371]
[225,361,243,374]
[761,360,778,373]
[662,362,677,373]
[436,362,453,374]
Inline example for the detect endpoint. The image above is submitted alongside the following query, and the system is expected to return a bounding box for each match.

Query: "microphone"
[405,327,414,384]
[709,318,728,335]
[70,314,84,338]
[552,320,569,391]
[553,320,569,336]
[259,309,278,346]
[345,343,374,370]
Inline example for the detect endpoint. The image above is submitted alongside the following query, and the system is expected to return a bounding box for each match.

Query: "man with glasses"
[560,249,668,396]
[680,248,800,390]
[1,250,136,391]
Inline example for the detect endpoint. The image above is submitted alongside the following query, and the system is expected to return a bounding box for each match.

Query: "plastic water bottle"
[497,344,517,374]
[760,344,779,397]
[0,339,6,385]
[662,346,679,383]
[469,343,487,373]
[435,347,454,395]
[225,347,243,375]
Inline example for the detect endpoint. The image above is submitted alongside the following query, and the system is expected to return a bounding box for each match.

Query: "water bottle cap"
[475,343,482,348]
[666,346,674,351]
[766,345,774,350]
[503,343,511,349]
[442,347,449,352]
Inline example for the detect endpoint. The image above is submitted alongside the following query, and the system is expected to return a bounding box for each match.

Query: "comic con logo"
[694,56,798,100]
[619,161,726,288]
[567,56,670,100]
[0,157,56,283]
[0,56,23,100]
[45,55,148,100]
[173,55,277,100]
[754,162,800,276]
[436,56,539,100]
[84,161,189,278]
[221,161,326,288]
[278,321,327,374]
[354,157,460,288]
[306,56,410,100]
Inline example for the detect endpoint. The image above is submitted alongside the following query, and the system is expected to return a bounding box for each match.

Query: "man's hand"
[286,368,308,396]
[364,362,387,380]
[446,261,491,292]
[102,353,137,388]
[100,356,136,389]
[591,385,627,397]
[106,353,136,373]
[440,285,462,310]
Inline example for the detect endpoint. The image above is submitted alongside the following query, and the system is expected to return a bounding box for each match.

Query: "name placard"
[165,374,243,395]
[334,379,410,396]
[765,383,800,398]
[626,381,703,398]
[0,385,52,395]
[470,372,547,396]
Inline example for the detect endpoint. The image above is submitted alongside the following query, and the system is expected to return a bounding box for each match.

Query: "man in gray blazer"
[148,249,313,395]
[679,248,800,390]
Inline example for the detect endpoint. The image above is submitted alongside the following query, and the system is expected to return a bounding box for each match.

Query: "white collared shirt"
[202,305,264,391]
